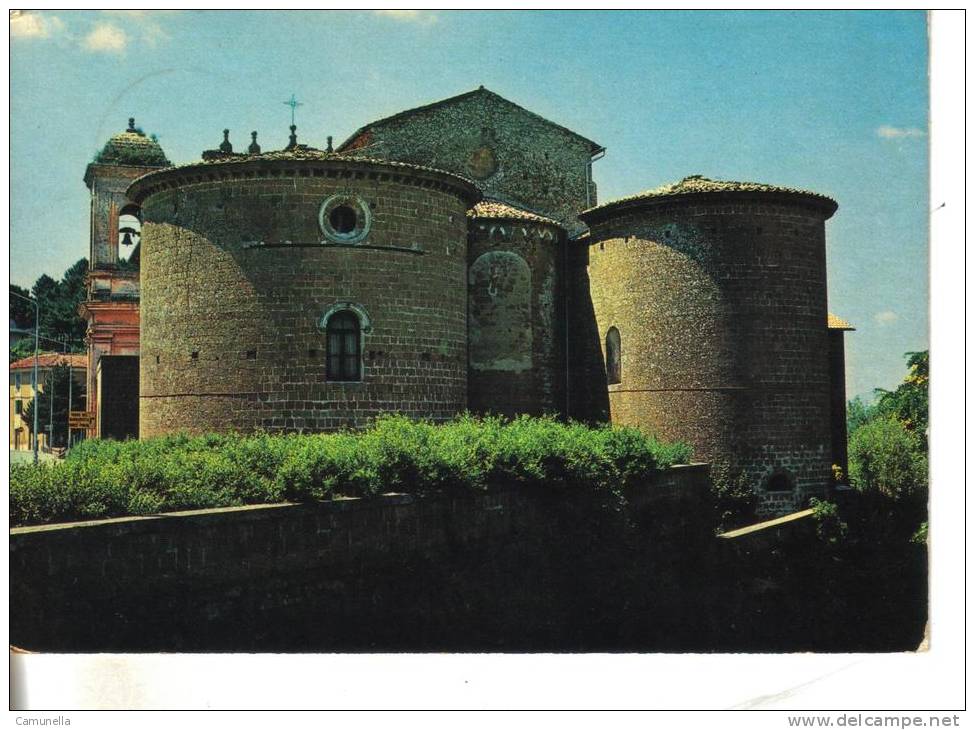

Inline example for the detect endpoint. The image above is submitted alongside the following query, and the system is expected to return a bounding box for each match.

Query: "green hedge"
[848,415,928,502]
[10,415,691,527]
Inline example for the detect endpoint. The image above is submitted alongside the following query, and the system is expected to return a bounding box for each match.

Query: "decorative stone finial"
[326,135,333,153]
[287,124,298,150]
[249,131,261,155]
[128,117,136,132]
[219,129,233,154]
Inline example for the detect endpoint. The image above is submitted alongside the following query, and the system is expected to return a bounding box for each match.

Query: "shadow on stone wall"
[9,472,926,653]
[567,243,610,424]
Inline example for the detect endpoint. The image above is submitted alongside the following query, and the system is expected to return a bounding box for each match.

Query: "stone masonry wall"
[136,159,475,436]
[828,330,850,478]
[342,90,598,236]
[87,164,156,269]
[565,240,611,423]
[581,194,834,514]
[10,465,711,652]
[467,218,567,417]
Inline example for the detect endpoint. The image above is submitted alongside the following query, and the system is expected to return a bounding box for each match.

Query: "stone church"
[81,86,854,513]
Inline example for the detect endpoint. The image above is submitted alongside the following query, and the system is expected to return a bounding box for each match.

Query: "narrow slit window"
[606,326,622,385]
[326,310,361,381]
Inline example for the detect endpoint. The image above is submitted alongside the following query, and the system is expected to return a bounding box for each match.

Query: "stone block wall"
[9,465,711,652]
[85,164,156,269]
[340,89,599,236]
[467,217,567,417]
[580,194,836,514]
[133,157,477,436]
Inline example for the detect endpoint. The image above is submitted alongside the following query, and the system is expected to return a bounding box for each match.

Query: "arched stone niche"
[468,251,532,372]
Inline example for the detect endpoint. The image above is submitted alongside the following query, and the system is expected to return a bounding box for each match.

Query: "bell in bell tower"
[79,117,169,441]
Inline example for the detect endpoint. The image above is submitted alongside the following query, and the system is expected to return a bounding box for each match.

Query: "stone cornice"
[126,155,481,207]
[581,188,838,225]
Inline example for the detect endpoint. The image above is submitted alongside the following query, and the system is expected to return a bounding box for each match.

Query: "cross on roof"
[283,94,304,126]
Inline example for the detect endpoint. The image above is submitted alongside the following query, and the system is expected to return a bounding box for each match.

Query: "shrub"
[710,465,757,531]
[848,416,928,502]
[810,498,849,548]
[910,521,928,545]
[10,416,690,526]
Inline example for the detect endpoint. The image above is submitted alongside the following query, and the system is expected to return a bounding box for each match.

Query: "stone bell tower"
[79,117,169,440]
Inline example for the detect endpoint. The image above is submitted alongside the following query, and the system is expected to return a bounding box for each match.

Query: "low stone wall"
[10,465,711,652]
[710,507,927,653]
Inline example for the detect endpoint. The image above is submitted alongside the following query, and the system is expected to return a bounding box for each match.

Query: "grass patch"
[10,414,691,526]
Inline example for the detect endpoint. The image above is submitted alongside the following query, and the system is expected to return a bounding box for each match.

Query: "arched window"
[118,204,142,265]
[326,310,361,381]
[606,326,621,385]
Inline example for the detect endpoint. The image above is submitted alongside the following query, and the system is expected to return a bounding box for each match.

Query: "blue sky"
[9,10,928,399]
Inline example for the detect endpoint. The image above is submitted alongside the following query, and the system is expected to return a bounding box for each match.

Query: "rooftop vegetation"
[93,131,169,167]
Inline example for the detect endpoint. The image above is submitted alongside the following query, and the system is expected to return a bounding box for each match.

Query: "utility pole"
[11,290,40,464]
[48,354,54,451]
[32,300,38,463]
[66,336,73,449]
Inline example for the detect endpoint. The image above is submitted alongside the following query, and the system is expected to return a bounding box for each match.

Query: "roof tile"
[827,313,855,330]
[10,353,87,371]
[468,199,562,227]
[584,174,836,214]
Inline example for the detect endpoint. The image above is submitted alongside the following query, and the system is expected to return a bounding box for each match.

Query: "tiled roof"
[337,86,605,155]
[583,175,837,215]
[135,148,476,182]
[128,149,480,204]
[10,353,87,371]
[827,313,855,331]
[468,199,562,227]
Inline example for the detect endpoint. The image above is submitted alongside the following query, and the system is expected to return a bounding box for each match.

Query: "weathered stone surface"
[578,192,838,514]
[339,88,602,236]
[134,156,478,436]
[104,90,851,519]
[9,466,712,652]
[467,209,567,417]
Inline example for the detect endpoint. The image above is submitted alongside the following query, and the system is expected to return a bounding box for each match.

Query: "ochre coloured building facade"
[82,87,853,515]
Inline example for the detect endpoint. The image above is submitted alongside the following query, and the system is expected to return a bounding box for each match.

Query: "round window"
[319,193,371,244]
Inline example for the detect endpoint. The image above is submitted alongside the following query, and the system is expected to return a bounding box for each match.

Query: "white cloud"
[10,11,64,39]
[874,310,899,325]
[100,10,175,47]
[876,125,926,140]
[373,10,438,24]
[83,23,127,54]
[100,10,179,18]
[142,22,170,48]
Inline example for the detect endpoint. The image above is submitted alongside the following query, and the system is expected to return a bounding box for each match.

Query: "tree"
[846,395,876,436]
[9,283,34,329]
[874,350,929,449]
[844,352,929,547]
[21,362,86,449]
[848,416,927,502]
[20,259,89,352]
[9,339,35,364]
[53,258,89,346]
[31,274,58,312]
